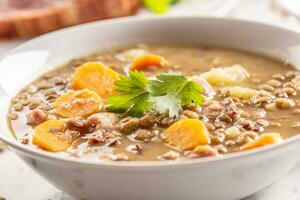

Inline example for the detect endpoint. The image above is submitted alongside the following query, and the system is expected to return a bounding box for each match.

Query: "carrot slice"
[71,62,119,98]
[130,54,169,70]
[241,133,283,150]
[165,119,210,150]
[32,120,71,152]
[52,89,102,117]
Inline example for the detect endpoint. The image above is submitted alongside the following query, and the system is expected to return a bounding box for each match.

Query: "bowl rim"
[0,15,300,168]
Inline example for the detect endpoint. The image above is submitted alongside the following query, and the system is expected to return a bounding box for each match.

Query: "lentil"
[272,74,285,80]
[161,117,174,127]
[118,118,139,134]
[13,103,23,112]
[8,112,18,120]
[267,79,281,87]
[258,84,274,92]
[183,110,199,119]
[286,71,297,79]
[134,129,155,141]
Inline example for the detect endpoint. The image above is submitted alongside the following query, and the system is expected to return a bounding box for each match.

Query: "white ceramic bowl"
[1,17,300,200]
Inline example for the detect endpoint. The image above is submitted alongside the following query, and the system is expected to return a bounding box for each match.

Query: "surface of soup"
[7,44,300,161]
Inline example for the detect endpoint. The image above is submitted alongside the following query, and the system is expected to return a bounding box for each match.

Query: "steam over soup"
[7,44,300,161]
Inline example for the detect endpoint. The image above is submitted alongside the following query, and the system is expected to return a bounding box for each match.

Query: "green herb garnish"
[143,0,182,14]
[149,72,204,116]
[106,71,204,117]
[106,71,152,117]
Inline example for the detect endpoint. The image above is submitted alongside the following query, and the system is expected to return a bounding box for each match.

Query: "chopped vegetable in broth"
[7,44,300,162]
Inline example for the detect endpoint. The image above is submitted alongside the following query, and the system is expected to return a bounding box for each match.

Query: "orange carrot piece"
[52,89,102,117]
[165,119,210,150]
[32,120,71,152]
[130,54,169,70]
[71,62,119,98]
[241,133,283,150]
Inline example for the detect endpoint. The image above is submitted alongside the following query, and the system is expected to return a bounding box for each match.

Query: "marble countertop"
[1,0,300,199]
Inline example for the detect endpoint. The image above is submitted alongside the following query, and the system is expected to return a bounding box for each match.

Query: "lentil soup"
[7,44,300,161]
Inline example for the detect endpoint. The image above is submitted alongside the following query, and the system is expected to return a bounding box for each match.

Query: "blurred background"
[0,0,300,43]
[1,0,300,200]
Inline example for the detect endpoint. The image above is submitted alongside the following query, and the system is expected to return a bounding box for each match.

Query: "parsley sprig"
[106,71,204,117]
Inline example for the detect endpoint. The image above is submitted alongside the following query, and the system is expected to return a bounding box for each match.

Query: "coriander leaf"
[180,81,205,106]
[150,72,187,96]
[150,72,204,107]
[127,92,152,117]
[114,71,149,93]
[106,71,152,117]
[106,71,204,117]
[149,72,204,116]
[149,93,181,117]
[105,92,151,116]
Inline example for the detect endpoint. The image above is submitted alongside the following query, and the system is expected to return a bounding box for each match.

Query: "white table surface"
[1,0,300,199]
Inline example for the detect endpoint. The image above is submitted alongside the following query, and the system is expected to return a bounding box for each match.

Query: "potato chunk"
[130,54,169,70]
[32,120,71,152]
[71,62,119,98]
[222,86,259,100]
[165,119,210,150]
[201,65,249,86]
[53,89,102,117]
[241,133,283,150]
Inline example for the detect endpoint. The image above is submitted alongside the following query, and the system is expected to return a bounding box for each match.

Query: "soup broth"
[7,44,300,161]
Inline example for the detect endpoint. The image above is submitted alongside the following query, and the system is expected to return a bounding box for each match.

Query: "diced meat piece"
[87,130,106,145]
[126,143,142,154]
[66,117,87,129]
[87,130,117,145]
[26,109,48,126]
[65,129,81,138]
[107,137,121,146]
[87,112,120,129]
[158,150,180,161]
[189,145,218,158]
